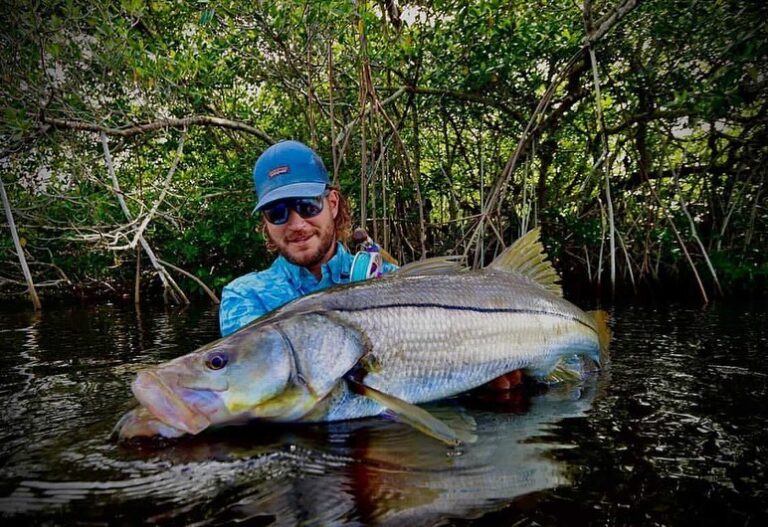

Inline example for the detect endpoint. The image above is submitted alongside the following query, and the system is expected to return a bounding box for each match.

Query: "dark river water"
[0,301,766,526]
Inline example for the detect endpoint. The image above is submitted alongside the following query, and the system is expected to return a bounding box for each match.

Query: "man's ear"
[328,189,339,219]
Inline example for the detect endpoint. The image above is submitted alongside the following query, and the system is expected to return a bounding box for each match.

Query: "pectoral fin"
[345,377,477,446]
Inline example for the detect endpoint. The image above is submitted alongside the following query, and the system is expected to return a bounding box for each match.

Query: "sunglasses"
[262,191,329,225]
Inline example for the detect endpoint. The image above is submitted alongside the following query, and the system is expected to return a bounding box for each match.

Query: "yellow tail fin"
[587,310,611,366]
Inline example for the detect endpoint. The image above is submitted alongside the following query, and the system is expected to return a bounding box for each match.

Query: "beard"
[269,220,337,270]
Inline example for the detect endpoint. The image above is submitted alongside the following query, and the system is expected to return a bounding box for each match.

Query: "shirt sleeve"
[381,260,399,275]
[219,282,270,336]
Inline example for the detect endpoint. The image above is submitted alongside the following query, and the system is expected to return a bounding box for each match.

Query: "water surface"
[0,302,766,525]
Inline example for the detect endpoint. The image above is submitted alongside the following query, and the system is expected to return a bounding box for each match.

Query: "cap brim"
[253,182,328,212]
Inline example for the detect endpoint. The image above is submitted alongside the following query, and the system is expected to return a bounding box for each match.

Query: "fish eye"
[205,352,229,371]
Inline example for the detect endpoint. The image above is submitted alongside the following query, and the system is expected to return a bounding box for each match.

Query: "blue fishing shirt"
[219,242,397,336]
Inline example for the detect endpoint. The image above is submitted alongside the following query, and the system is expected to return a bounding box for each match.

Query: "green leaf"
[199,9,215,26]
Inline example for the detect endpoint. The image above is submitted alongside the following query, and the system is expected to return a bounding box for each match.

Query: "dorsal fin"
[394,256,468,277]
[487,227,563,297]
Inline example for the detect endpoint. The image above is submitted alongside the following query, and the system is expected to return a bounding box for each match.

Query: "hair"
[260,185,351,252]
[333,186,352,244]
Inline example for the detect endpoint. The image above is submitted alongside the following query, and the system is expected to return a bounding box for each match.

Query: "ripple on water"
[0,452,288,514]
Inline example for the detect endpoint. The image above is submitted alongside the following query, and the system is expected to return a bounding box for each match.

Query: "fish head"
[252,313,369,421]
[131,325,296,435]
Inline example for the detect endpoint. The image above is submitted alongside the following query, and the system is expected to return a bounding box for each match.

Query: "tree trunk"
[0,175,41,310]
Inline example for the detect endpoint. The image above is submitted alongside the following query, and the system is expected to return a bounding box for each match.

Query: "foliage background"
[1,0,766,303]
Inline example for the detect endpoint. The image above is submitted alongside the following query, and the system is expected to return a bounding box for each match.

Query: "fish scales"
[337,308,585,403]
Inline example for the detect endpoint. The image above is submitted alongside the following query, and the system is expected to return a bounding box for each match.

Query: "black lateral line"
[334,303,595,333]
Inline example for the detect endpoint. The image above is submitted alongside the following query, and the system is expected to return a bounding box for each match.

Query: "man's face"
[264,190,339,273]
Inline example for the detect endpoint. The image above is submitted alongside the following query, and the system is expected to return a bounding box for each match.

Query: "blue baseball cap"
[252,140,330,211]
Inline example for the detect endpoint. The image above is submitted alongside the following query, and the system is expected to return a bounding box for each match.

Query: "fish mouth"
[132,370,211,435]
[113,406,187,441]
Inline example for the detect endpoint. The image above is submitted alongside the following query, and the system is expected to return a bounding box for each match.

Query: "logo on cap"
[268,165,290,178]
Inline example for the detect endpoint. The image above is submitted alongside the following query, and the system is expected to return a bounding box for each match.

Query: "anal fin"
[542,360,583,384]
[345,377,477,446]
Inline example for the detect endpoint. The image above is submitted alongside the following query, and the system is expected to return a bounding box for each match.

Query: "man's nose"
[284,208,308,229]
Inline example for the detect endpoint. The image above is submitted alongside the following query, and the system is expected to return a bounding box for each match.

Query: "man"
[219,140,397,336]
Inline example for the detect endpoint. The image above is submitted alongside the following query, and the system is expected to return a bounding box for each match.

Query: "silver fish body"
[281,269,600,422]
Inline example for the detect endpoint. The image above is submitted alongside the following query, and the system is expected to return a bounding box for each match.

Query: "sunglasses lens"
[295,197,324,218]
[263,202,289,225]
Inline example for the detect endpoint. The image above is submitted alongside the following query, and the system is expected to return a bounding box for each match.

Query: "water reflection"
[201,383,599,525]
[0,381,599,525]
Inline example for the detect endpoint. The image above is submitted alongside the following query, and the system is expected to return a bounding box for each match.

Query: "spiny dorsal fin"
[487,227,563,297]
[394,256,468,277]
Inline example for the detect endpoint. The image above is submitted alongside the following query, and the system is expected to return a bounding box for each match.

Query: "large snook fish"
[115,228,610,444]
